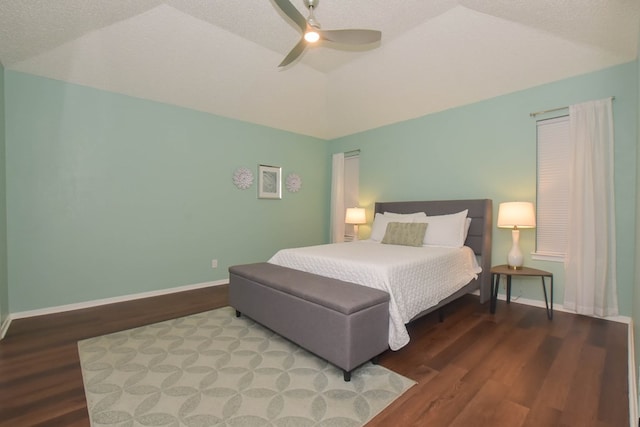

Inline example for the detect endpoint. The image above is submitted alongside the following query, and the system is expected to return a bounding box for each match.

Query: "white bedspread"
[268,241,481,350]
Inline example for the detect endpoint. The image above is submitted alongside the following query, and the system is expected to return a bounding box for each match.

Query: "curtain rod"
[345,149,360,158]
[529,96,615,118]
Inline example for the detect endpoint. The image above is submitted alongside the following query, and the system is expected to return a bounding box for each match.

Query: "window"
[534,115,569,261]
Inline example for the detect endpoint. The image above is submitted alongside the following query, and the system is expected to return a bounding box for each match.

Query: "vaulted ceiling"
[0,0,638,139]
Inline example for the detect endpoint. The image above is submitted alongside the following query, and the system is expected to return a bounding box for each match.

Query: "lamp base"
[506,228,524,269]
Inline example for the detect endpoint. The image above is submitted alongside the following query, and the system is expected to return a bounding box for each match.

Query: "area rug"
[78,306,415,426]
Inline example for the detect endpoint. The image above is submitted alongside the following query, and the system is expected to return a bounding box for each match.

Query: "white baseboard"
[0,315,11,340]
[628,320,638,427]
[10,279,228,321]
[492,293,632,324]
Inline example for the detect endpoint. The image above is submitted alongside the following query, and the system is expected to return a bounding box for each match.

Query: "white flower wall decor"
[233,167,254,190]
[286,173,302,193]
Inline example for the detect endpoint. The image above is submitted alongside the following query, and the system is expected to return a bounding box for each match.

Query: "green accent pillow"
[381,222,428,247]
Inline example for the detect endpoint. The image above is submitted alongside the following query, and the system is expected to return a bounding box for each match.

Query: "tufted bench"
[228,262,390,381]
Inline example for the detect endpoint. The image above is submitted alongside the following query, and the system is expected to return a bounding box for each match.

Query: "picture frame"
[258,165,282,199]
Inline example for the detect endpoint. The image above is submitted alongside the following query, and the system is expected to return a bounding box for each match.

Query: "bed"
[268,199,493,350]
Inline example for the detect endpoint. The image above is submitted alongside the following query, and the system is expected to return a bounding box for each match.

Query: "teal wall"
[5,71,330,312]
[330,62,638,316]
[0,64,7,325]
[3,62,639,318]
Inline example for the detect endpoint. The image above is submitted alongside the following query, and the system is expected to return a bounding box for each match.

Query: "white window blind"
[535,116,570,259]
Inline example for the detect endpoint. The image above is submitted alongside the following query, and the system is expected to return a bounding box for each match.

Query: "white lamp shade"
[497,202,536,229]
[345,207,366,225]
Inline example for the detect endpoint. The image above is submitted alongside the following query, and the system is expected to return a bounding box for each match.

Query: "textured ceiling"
[0,0,638,139]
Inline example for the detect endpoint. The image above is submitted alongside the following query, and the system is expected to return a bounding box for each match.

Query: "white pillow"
[415,209,469,248]
[383,211,427,220]
[464,217,472,240]
[370,213,416,241]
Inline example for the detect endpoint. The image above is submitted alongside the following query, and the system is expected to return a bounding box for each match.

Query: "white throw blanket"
[269,241,481,350]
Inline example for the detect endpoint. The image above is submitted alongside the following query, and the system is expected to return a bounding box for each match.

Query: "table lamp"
[497,202,536,269]
[345,207,366,241]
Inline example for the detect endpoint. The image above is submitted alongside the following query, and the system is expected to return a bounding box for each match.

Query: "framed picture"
[258,165,282,199]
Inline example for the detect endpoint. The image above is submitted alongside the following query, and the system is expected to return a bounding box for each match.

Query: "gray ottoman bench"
[228,262,390,381]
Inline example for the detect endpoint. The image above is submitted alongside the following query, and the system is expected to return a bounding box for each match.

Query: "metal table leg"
[541,276,553,320]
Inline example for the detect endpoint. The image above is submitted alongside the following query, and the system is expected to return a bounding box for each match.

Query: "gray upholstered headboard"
[374,199,493,303]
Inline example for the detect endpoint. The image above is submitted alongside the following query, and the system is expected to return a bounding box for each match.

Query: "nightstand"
[489,265,553,319]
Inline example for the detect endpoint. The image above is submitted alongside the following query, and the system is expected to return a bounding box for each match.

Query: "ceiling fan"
[273,0,382,67]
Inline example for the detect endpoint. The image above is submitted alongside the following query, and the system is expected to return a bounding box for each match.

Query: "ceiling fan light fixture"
[304,30,320,43]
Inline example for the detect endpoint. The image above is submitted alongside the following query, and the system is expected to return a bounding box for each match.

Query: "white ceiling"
[0,0,638,139]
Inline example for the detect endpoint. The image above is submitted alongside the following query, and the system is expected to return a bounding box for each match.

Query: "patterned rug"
[78,306,415,426]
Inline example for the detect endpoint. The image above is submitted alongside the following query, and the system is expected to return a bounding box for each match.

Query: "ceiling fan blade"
[272,0,307,32]
[320,29,381,44]
[279,38,307,67]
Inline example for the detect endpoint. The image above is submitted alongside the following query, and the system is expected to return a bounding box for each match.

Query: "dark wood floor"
[0,285,629,427]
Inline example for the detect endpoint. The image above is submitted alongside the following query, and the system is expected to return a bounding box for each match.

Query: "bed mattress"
[268,240,481,350]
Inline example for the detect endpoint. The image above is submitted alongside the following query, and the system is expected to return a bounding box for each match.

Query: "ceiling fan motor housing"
[304,0,319,9]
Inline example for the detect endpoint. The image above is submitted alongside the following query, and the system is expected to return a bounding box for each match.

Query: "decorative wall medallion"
[286,173,302,193]
[233,167,254,190]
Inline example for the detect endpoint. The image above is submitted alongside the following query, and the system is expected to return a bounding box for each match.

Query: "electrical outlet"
[211,259,218,269]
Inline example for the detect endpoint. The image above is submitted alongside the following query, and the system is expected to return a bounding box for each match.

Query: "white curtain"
[563,98,618,317]
[330,153,345,243]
